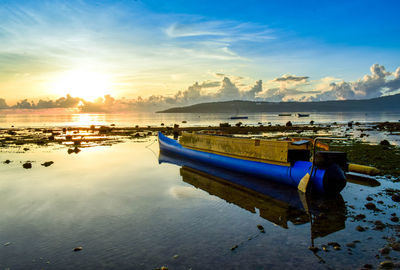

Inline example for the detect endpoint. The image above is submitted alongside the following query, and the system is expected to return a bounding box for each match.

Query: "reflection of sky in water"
[0,140,399,269]
[1,111,400,128]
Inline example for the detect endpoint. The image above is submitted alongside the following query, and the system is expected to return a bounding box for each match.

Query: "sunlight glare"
[51,70,113,101]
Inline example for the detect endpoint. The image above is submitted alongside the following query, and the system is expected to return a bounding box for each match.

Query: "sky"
[0,0,400,111]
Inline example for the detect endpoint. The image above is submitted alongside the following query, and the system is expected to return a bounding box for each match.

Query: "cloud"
[273,75,309,82]
[242,80,263,100]
[0,98,9,109]
[2,64,400,112]
[314,64,400,100]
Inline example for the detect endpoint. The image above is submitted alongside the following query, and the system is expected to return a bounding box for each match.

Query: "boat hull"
[158,132,346,194]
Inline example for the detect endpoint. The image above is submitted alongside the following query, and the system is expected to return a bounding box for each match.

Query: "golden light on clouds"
[50,70,113,101]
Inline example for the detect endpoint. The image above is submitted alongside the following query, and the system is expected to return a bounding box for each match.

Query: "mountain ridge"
[157,93,400,113]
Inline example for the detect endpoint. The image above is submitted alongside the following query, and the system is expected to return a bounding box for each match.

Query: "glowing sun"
[51,70,113,101]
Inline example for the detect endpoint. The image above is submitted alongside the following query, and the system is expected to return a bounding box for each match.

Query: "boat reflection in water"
[159,151,347,239]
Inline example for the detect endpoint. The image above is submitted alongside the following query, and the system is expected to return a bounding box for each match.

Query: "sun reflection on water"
[71,114,106,127]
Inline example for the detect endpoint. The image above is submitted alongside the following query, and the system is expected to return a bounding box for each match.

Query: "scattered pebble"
[41,161,54,167]
[346,242,356,248]
[73,246,83,252]
[392,194,400,203]
[22,162,32,169]
[390,216,399,222]
[231,245,238,251]
[379,140,391,146]
[356,225,366,232]
[257,224,265,233]
[366,196,373,201]
[3,159,11,164]
[173,254,179,259]
[363,263,373,269]
[391,242,400,251]
[379,246,391,255]
[355,214,366,220]
[365,202,376,210]
[380,260,394,268]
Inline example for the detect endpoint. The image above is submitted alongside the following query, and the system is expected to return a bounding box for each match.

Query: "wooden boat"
[230,116,248,119]
[159,132,346,194]
[158,132,379,194]
[278,113,292,116]
[298,113,310,117]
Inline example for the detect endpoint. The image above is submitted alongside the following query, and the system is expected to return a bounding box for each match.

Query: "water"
[0,113,400,269]
[1,111,400,128]
[0,134,399,269]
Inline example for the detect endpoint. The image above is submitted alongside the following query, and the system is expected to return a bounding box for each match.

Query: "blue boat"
[158,132,347,194]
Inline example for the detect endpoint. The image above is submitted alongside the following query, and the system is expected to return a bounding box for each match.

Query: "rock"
[257,224,265,232]
[161,123,164,126]
[182,121,187,123]
[391,242,400,251]
[366,196,373,201]
[308,246,319,252]
[286,121,292,127]
[392,194,400,202]
[333,244,341,250]
[379,140,391,146]
[235,122,242,127]
[356,225,366,232]
[68,147,81,154]
[363,263,373,269]
[390,217,399,222]
[328,242,340,247]
[4,242,11,246]
[365,202,376,210]
[3,160,11,164]
[346,242,356,248]
[231,245,238,251]
[377,200,384,204]
[73,246,83,252]
[173,254,179,259]
[379,247,391,255]
[374,220,386,230]
[309,120,314,125]
[23,147,29,151]
[22,162,32,169]
[380,260,394,268]
[355,214,366,220]
[41,161,54,167]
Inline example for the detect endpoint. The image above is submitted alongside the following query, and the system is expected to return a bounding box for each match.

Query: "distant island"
[157,93,400,113]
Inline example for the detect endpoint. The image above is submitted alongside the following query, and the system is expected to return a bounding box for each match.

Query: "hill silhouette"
[158,94,400,113]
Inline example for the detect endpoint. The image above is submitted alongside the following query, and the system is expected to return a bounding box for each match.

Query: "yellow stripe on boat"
[179,132,310,166]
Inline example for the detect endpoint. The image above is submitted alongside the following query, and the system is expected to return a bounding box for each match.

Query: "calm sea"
[0,111,399,269]
[1,111,400,128]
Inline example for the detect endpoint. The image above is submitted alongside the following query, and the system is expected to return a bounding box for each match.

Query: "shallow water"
[1,137,399,269]
[1,111,400,128]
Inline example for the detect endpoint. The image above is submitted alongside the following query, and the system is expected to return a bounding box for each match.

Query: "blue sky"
[0,0,399,106]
